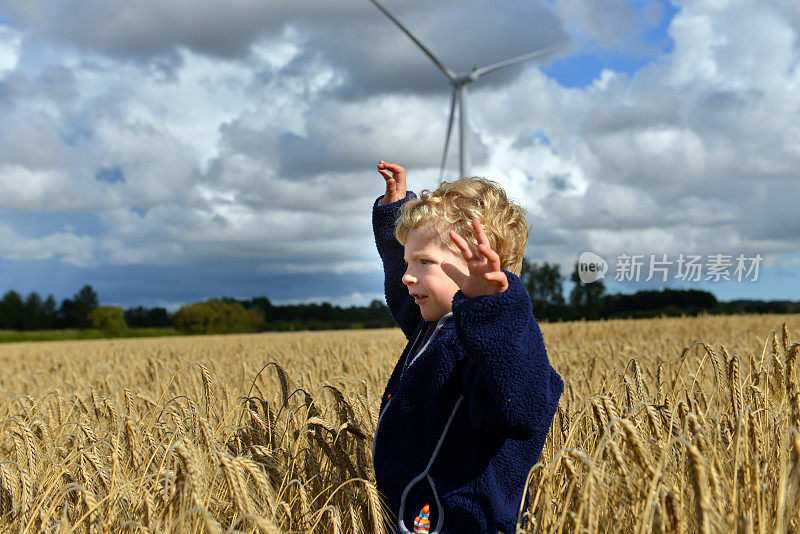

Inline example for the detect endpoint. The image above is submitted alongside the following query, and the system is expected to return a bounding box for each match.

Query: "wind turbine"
[368,0,555,182]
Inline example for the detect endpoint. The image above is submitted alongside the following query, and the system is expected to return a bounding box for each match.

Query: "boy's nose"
[402,271,417,286]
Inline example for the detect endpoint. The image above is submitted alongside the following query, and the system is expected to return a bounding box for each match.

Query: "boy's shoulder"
[452,269,532,319]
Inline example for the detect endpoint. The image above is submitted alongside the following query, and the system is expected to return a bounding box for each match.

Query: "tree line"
[519,259,800,321]
[0,285,396,334]
[0,286,101,330]
[1,265,797,335]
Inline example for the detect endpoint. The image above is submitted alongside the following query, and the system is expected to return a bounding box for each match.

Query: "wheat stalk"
[784,322,791,355]
[170,441,204,510]
[687,442,712,534]
[618,418,654,477]
[0,315,798,533]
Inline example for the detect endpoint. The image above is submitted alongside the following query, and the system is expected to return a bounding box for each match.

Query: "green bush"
[88,306,128,335]
[173,300,263,334]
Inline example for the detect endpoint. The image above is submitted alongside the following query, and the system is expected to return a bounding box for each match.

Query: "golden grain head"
[0,314,797,533]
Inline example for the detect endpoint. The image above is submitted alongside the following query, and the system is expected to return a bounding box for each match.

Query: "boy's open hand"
[378,161,407,204]
[442,218,509,298]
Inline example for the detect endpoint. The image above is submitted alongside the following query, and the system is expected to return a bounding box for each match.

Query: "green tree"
[89,306,128,335]
[58,285,99,328]
[40,295,58,329]
[520,259,566,320]
[124,306,171,327]
[0,291,25,329]
[22,292,43,330]
[569,262,606,320]
[174,299,264,334]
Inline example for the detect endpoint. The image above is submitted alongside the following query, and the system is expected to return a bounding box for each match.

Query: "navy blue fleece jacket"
[371,192,564,534]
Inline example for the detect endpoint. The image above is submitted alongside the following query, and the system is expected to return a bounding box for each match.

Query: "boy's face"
[402,223,468,322]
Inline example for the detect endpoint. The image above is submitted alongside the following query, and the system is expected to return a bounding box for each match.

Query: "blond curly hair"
[394,177,529,276]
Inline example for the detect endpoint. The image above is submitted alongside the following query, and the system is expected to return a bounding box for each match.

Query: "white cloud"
[586,125,708,187]
[256,261,376,276]
[0,0,798,303]
[0,165,74,210]
[556,0,637,50]
[0,225,94,266]
[0,25,22,77]
[522,0,799,262]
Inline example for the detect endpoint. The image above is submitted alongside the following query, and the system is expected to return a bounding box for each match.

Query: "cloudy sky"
[0,0,798,309]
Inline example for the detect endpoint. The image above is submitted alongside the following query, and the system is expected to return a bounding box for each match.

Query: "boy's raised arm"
[453,272,563,441]
[443,219,563,440]
[372,162,422,339]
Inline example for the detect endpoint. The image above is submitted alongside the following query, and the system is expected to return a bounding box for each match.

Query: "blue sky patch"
[543,0,677,88]
[0,210,104,237]
[95,166,125,184]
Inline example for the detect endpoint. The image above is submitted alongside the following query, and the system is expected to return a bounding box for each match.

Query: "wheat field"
[0,313,798,533]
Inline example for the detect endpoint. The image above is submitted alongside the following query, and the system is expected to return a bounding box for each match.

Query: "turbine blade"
[473,45,557,79]
[367,0,456,81]
[439,88,457,184]
[459,84,467,178]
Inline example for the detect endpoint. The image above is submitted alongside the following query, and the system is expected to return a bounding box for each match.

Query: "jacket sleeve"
[452,269,564,439]
[372,192,422,340]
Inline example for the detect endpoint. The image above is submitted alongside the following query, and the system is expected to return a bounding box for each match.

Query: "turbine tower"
[368,0,555,182]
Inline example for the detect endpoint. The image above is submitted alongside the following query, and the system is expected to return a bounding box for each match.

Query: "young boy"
[371,161,564,533]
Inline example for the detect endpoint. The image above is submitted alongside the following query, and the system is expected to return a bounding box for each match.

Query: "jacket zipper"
[372,312,452,461]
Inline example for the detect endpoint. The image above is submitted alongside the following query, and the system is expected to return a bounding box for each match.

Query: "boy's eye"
[420,259,431,265]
